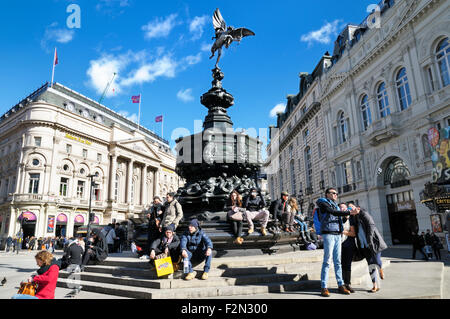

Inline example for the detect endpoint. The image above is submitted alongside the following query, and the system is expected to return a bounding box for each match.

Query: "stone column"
[153,169,160,198]
[109,155,118,201]
[141,165,148,206]
[126,159,134,204]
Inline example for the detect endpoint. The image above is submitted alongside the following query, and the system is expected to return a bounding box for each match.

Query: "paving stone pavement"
[0,246,448,299]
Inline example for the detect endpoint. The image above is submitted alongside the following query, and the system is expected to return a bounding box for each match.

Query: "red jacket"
[33,264,59,299]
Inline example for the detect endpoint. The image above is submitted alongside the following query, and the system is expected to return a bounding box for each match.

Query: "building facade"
[267,0,450,244]
[0,82,181,243]
[265,54,332,217]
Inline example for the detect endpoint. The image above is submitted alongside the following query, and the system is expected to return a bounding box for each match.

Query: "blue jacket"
[181,229,213,253]
[316,198,351,234]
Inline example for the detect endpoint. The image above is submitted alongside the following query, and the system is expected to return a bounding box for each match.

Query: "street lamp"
[86,173,99,239]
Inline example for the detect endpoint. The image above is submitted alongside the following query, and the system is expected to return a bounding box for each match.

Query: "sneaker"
[185,272,195,281]
[379,268,384,280]
[261,228,267,236]
[321,288,330,297]
[234,237,243,245]
[248,228,254,234]
[345,284,355,293]
[201,272,209,280]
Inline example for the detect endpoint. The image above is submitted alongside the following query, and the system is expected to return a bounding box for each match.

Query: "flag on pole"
[132,95,141,103]
[54,48,59,66]
[155,115,163,123]
[51,48,58,87]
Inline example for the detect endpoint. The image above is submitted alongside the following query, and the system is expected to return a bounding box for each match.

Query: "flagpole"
[161,116,164,140]
[51,48,57,87]
[138,93,141,130]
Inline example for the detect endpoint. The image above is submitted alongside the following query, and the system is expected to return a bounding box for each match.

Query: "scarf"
[37,258,61,275]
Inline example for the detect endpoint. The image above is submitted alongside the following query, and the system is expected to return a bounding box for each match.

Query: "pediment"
[322,71,349,97]
[116,138,162,162]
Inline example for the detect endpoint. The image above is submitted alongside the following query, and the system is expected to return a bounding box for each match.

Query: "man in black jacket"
[244,188,270,236]
[150,224,181,269]
[272,191,289,226]
[146,196,164,255]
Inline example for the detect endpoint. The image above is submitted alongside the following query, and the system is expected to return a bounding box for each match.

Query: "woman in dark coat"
[351,204,387,293]
[226,190,245,245]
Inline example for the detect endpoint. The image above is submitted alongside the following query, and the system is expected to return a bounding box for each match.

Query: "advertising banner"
[47,216,55,233]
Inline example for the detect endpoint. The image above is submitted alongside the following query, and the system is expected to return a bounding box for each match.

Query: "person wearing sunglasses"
[316,188,358,297]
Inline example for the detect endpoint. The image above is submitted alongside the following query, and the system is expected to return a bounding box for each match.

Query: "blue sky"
[0,0,376,154]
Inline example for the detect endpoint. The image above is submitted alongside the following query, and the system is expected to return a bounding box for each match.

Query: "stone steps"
[56,250,391,299]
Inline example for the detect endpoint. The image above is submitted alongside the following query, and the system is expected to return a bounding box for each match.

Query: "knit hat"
[189,219,200,229]
[164,224,175,233]
[281,191,289,196]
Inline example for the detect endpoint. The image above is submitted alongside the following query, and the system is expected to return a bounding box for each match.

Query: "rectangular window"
[66,144,72,154]
[34,137,42,147]
[318,143,322,158]
[60,178,69,197]
[77,181,85,198]
[97,153,102,162]
[94,186,101,201]
[82,149,88,158]
[28,174,40,194]
[342,161,353,185]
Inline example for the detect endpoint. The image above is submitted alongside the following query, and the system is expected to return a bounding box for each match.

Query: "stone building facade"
[267,0,450,244]
[0,82,181,242]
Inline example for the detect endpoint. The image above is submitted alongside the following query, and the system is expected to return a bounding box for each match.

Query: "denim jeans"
[294,218,308,232]
[185,249,212,273]
[11,294,39,299]
[321,234,344,288]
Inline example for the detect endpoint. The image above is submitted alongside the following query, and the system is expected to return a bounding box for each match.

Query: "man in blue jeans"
[316,188,357,297]
[181,219,213,281]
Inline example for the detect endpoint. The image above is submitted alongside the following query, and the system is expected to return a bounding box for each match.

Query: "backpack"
[312,207,322,235]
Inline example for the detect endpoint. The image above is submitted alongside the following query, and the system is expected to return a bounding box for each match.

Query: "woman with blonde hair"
[11,250,61,299]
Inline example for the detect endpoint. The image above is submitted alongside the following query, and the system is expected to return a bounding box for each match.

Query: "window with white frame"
[396,68,412,111]
[77,181,85,198]
[304,146,313,189]
[28,174,40,194]
[60,178,69,197]
[377,82,391,118]
[436,37,450,88]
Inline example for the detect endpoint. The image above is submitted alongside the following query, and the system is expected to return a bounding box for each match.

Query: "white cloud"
[201,42,211,52]
[189,15,209,40]
[177,88,194,102]
[142,14,178,40]
[86,49,203,97]
[269,103,286,118]
[300,20,343,46]
[41,23,75,51]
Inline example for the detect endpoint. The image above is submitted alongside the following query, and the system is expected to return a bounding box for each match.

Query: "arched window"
[436,37,450,88]
[360,95,372,131]
[396,68,412,111]
[384,158,411,188]
[339,112,349,143]
[377,82,391,118]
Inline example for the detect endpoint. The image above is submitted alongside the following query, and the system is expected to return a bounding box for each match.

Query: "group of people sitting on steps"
[227,189,317,245]
[146,192,213,280]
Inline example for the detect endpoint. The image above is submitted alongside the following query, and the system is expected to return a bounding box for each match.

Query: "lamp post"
[86,173,99,239]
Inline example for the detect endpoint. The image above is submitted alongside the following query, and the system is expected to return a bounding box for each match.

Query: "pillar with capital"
[127,159,134,204]
[153,169,160,198]
[141,165,148,206]
[109,155,118,201]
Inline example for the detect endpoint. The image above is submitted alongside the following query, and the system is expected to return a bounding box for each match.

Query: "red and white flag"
[132,95,141,104]
[54,48,59,66]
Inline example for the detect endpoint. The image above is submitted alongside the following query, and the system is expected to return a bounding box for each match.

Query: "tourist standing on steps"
[227,190,245,245]
[181,219,213,281]
[161,193,184,231]
[146,196,165,255]
[244,188,269,236]
[350,203,387,293]
[339,202,357,294]
[316,188,357,297]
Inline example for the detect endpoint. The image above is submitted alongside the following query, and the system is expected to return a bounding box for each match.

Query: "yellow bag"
[154,256,174,277]
[17,282,37,296]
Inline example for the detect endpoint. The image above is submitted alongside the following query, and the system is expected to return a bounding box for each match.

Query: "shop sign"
[74,214,85,224]
[65,133,92,145]
[57,214,68,223]
[430,126,450,183]
[19,211,37,221]
[435,197,450,211]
